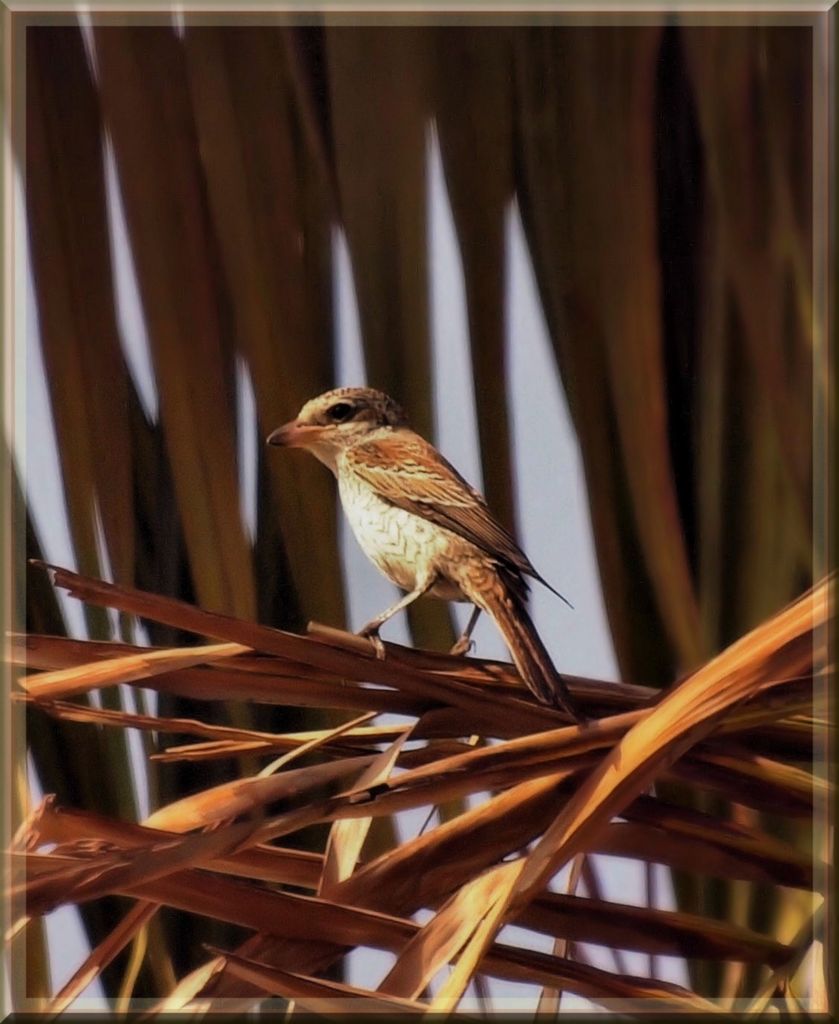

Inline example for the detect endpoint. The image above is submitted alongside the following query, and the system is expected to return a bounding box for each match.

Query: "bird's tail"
[478,581,584,724]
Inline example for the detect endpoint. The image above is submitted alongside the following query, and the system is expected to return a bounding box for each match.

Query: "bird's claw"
[449,636,475,656]
[358,625,386,660]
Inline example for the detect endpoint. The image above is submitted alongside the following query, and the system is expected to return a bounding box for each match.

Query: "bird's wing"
[345,433,538,581]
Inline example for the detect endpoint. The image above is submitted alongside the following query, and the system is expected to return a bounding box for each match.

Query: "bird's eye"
[327,402,354,423]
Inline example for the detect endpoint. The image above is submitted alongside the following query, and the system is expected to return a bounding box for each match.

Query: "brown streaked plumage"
[267,386,583,722]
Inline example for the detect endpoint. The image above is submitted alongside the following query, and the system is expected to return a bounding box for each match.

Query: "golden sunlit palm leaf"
[143,756,373,833]
[211,947,428,1013]
[19,642,249,700]
[18,696,391,753]
[27,567,822,772]
[319,726,413,893]
[380,862,513,1000]
[18,790,802,976]
[26,798,324,889]
[404,580,826,1009]
[14,573,807,1011]
[22,849,722,1013]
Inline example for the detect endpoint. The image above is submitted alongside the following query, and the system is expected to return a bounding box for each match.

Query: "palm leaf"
[15,568,827,1011]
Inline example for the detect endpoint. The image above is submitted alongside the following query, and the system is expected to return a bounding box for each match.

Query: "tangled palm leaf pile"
[10,565,830,1014]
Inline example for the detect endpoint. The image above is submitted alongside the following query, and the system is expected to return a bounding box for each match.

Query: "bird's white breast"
[337,465,465,600]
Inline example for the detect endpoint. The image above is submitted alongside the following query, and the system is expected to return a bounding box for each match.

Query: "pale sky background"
[13,47,686,1008]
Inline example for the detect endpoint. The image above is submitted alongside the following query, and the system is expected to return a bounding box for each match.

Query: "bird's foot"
[449,635,475,656]
[358,623,386,660]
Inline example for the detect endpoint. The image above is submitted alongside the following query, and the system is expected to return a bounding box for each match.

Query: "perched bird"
[267,386,583,722]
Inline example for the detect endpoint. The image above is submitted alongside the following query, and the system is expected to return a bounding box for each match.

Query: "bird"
[266,386,583,723]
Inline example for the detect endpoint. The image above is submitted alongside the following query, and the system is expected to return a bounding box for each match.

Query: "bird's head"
[266,387,407,467]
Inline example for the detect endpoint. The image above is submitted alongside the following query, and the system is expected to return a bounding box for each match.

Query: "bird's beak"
[266,420,326,448]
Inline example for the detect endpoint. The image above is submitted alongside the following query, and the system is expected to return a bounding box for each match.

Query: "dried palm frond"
[11,566,829,1014]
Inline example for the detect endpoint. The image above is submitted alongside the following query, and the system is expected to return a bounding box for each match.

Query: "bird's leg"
[450,606,482,656]
[358,575,438,660]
